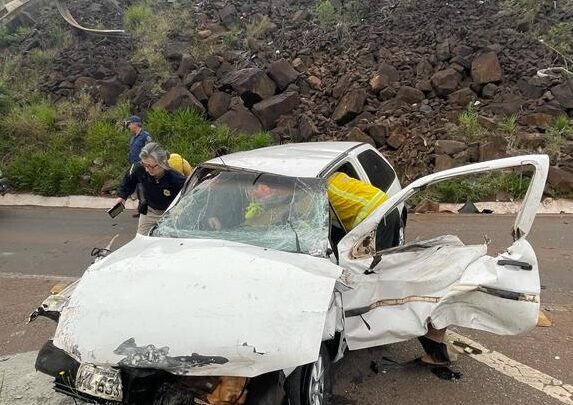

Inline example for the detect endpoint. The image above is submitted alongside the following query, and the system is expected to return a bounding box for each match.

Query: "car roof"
[204,142,364,177]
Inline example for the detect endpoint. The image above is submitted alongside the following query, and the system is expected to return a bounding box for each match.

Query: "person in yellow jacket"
[327,172,400,250]
[167,153,192,176]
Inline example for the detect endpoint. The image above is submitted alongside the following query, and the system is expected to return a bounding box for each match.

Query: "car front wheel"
[284,344,332,405]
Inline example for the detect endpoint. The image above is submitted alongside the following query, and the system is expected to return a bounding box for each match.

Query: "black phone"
[107,202,125,218]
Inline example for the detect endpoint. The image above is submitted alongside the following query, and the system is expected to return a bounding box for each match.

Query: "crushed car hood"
[54,236,341,377]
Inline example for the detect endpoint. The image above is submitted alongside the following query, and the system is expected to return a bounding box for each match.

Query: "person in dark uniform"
[124,115,152,217]
[113,142,185,235]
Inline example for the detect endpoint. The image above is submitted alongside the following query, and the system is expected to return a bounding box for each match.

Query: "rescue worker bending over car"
[114,142,186,235]
[327,172,400,251]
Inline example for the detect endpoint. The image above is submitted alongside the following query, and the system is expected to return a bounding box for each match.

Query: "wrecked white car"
[30,142,548,405]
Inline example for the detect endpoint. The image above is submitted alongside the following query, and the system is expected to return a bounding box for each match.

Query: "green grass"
[123,4,154,30]
[544,115,572,158]
[419,171,532,203]
[458,104,488,141]
[1,100,273,196]
[0,26,32,47]
[315,0,337,26]
[498,114,518,135]
[246,16,271,39]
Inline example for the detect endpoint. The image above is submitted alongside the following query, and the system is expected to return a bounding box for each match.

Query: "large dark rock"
[547,166,573,192]
[367,124,387,147]
[190,81,209,105]
[153,86,205,114]
[519,113,554,128]
[478,135,508,161]
[218,4,238,28]
[97,78,128,106]
[471,52,503,84]
[216,105,263,134]
[448,88,475,106]
[267,59,299,91]
[370,74,390,94]
[431,69,461,96]
[435,140,467,155]
[332,89,367,125]
[299,115,318,140]
[396,86,425,104]
[347,127,375,147]
[115,63,137,87]
[551,81,573,109]
[252,92,300,129]
[378,63,400,83]
[74,76,97,93]
[221,68,276,107]
[208,92,232,119]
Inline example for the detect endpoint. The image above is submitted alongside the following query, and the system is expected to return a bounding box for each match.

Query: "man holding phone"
[112,143,185,235]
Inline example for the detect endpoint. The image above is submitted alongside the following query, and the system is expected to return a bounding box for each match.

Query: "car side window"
[334,162,360,179]
[357,150,395,191]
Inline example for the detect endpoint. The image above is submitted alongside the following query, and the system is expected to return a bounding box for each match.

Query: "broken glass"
[154,171,330,256]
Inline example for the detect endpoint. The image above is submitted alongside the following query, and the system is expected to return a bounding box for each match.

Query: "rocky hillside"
[4,0,573,193]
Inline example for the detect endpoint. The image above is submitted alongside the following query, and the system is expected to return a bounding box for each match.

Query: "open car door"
[337,155,549,351]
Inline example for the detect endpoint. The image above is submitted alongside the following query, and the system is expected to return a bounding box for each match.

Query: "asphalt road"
[0,206,572,404]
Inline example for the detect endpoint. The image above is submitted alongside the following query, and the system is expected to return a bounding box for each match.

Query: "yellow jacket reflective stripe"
[327,172,389,231]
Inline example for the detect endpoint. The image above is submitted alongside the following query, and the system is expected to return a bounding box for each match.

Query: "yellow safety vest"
[327,172,389,231]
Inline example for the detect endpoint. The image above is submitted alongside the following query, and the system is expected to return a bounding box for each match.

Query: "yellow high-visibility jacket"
[327,172,389,231]
[168,153,192,176]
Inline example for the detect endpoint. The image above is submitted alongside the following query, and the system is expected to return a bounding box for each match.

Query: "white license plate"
[75,363,123,401]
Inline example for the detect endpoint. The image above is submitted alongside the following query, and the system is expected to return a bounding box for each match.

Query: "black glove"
[138,201,148,215]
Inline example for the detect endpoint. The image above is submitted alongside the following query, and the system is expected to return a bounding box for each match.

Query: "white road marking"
[449,331,573,405]
[0,272,77,281]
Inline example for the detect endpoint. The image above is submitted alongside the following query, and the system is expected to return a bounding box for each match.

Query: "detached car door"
[336,155,549,351]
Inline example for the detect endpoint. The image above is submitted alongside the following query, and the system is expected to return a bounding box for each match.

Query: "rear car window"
[357,150,396,191]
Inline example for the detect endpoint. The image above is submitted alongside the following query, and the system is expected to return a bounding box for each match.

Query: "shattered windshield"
[154,171,330,256]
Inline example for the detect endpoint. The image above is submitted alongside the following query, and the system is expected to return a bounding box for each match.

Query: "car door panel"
[337,155,548,350]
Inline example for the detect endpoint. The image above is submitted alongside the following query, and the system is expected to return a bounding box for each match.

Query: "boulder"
[74,76,97,93]
[378,63,400,83]
[190,81,209,105]
[307,75,322,90]
[252,92,300,129]
[367,124,387,147]
[435,140,467,155]
[431,69,461,96]
[370,75,390,94]
[478,135,508,161]
[299,116,319,140]
[396,86,425,104]
[177,54,195,78]
[97,78,128,106]
[436,40,450,61]
[218,4,238,28]
[547,166,573,192]
[221,68,276,107]
[516,132,545,149]
[434,154,453,171]
[292,58,307,72]
[519,113,554,128]
[208,92,232,119]
[551,81,573,109]
[267,59,299,90]
[332,89,367,125]
[153,86,205,114]
[386,128,407,150]
[416,59,434,79]
[481,83,498,99]
[471,52,503,84]
[115,63,137,87]
[216,105,263,134]
[518,77,545,99]
[347,127,376,147]
[448,88,475,106]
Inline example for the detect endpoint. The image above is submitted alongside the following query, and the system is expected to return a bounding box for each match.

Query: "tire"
[284,344,332,405]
